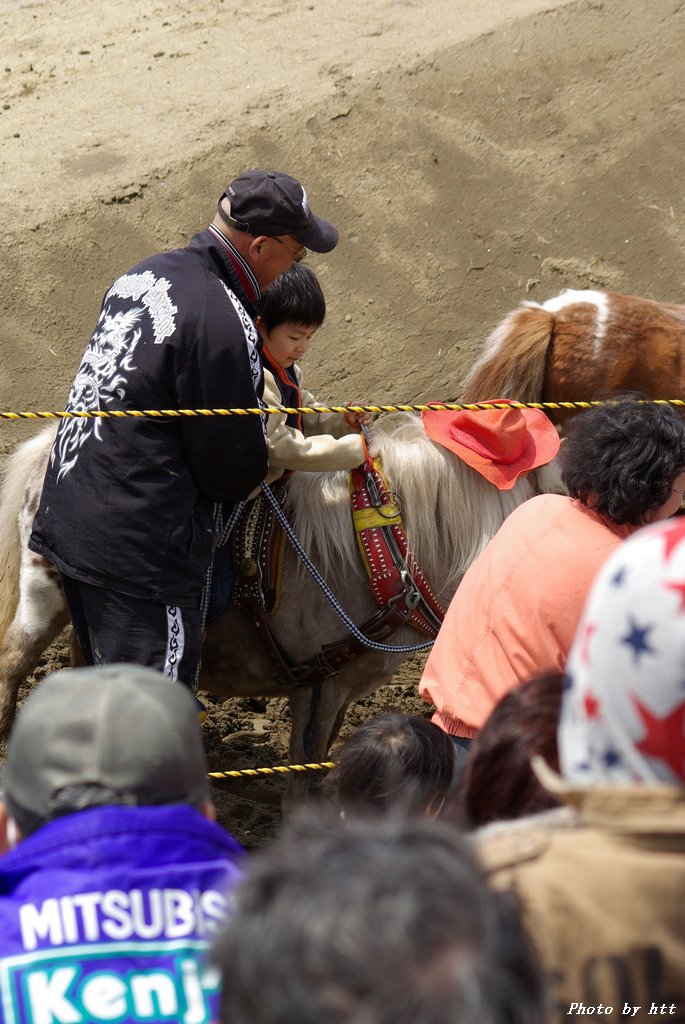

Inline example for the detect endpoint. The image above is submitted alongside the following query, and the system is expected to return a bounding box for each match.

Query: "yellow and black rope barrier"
[2,399,685,422]
[208,761,335,780]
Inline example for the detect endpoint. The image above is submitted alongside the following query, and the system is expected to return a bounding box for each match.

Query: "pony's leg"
[0,552,69,739]
[285,655,398,809]
[285,686,327,807]
[285,681,353,808]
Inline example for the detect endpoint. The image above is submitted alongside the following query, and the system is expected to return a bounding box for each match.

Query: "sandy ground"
[2,0,685,843]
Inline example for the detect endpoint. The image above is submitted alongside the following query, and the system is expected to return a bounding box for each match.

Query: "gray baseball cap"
[2,664,210,819]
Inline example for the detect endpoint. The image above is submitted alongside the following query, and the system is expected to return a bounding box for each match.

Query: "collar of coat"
[207,223,261,307]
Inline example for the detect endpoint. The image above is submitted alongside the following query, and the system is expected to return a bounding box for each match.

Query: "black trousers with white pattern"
[60,574,203,690]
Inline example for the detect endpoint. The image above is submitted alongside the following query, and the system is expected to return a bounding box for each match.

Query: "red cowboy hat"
[421,400,561,490]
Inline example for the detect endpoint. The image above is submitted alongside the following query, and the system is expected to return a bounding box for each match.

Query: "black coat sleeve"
[178,280,268,504]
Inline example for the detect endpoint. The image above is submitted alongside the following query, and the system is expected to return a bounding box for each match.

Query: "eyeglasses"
[672,485,685,498]
[270,236,307,263]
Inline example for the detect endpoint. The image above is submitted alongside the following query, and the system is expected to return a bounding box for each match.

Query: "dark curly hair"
[559,399,685,525]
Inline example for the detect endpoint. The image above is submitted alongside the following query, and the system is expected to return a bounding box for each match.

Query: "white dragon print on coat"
[53,271,178,480]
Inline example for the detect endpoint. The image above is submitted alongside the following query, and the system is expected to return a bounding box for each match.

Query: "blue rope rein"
[259,482,434,655]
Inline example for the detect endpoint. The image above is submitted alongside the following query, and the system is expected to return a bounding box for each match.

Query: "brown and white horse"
[463,289,685,426]
[0,415,536,794]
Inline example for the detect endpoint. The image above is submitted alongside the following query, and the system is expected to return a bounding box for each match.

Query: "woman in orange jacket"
[420,399,685,766]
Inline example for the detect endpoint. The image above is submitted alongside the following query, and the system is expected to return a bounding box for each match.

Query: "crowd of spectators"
[2,399,685,1023]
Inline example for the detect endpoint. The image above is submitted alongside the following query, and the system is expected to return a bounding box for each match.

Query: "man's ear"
[200,798,217,823]
[425,793,447,820]
[249,235,268,257]
[0,800,18,855]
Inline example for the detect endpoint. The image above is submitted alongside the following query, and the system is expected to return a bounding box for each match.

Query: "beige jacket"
[478,778,685,1023]
[251,365,365,499]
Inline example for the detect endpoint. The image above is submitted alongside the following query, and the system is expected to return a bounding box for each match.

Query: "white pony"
[0,414,535,790]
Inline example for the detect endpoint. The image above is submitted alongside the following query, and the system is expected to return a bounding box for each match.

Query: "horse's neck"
[401,471,534,605]
[285,471,364,582]
[284,428,534,603]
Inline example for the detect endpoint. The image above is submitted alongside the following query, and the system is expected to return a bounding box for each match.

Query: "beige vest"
[478,786,685,1023]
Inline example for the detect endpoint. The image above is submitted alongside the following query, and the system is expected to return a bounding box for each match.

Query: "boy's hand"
[344,407,375,430]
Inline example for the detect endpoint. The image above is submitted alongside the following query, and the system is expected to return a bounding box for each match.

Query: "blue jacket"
[0,804,245,1024]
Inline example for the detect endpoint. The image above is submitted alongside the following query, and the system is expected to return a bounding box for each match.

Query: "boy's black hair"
[256,263,326,331]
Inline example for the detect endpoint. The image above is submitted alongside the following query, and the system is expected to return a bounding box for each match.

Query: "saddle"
[231,479,287,619]
[231,462,445,687]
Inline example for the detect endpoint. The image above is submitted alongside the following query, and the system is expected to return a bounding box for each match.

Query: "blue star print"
[602,747,621,768]
[610,565,627,588]
[621,617,655,662]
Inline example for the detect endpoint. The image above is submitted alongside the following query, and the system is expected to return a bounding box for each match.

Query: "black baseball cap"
[222,169,339,253]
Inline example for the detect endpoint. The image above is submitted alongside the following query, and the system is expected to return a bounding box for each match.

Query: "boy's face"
[258,319,318,369]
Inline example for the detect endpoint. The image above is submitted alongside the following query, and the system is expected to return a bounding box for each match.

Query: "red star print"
[666,580,685,614]
[633,695,685,781]
[580,622,597,665]
[583,689,601,720]
[660,521,685,562]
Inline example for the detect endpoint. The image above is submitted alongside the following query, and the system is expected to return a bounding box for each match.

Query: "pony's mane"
[285,413,532,603]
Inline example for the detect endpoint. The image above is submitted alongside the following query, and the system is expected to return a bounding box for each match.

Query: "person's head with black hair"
[559,398,685,525]
[450,671,564,830]
[255,262,326,370]
[325,712,455,818]
[211,810,545,1024]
